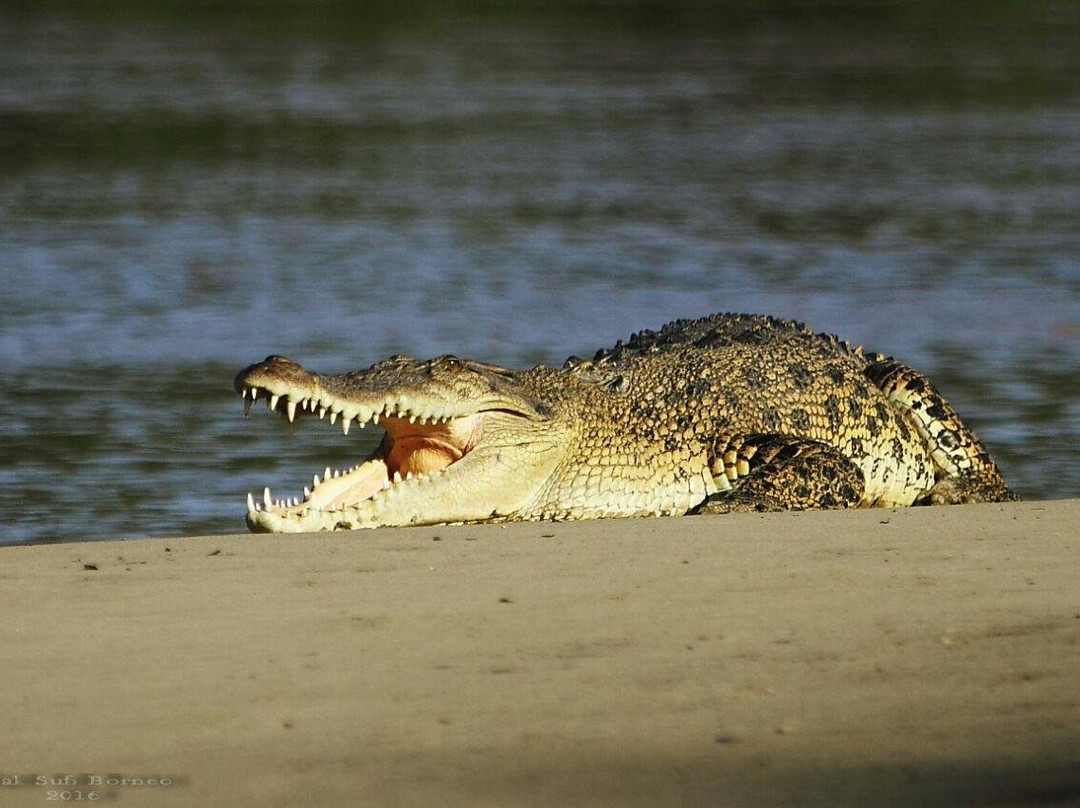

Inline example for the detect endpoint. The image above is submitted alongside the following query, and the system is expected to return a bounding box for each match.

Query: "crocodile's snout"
[234,355,312,394]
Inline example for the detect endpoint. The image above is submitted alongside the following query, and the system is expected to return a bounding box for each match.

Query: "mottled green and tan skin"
[234,313,1017,533]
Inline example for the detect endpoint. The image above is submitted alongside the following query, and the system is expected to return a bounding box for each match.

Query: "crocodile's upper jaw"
[235,355,563,532]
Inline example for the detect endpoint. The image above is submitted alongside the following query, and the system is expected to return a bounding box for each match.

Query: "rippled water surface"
[2,3,1079,543]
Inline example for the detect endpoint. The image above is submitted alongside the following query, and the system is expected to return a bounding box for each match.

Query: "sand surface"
[2,500,1079,807]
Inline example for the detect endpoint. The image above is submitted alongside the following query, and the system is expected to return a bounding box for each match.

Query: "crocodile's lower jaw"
[245,453,465,533]
[247,508,343,533]
[245,437,552,532]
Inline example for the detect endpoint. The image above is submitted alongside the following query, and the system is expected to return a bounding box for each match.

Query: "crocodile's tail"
[864,359,1019,504]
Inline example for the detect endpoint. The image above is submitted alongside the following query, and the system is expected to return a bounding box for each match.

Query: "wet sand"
[2,500,1079,807]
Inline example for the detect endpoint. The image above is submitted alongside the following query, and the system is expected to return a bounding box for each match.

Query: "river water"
[2,3,1078,543]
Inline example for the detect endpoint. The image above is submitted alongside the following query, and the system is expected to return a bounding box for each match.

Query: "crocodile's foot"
[697,435,865,514]
[924,472,1021,505]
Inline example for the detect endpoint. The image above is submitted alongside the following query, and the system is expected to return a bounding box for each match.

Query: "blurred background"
[2,0,1078,543]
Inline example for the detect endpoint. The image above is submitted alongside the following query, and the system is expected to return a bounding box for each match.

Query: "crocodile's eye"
[438,355,463,372]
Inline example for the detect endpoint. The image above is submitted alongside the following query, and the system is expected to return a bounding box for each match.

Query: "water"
[2,3,1079,544]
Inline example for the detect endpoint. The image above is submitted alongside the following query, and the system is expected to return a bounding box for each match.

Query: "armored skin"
[234,313,1017,533]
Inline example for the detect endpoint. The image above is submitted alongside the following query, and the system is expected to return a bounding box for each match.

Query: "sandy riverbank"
[2,500,1078,807]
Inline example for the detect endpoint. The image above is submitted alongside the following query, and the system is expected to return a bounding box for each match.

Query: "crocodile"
[234,313,1017,533]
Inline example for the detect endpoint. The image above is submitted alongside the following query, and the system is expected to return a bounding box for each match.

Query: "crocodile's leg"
[864,360,1019,504]
[695,434,865,514]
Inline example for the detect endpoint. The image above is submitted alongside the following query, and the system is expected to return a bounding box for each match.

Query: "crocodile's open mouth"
[238,384,484,529]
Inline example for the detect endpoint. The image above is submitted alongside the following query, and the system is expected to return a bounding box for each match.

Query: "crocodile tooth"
[341,418,350,436]
[408,414,417,424]
[393,471,402,483]
[269,394,280,411]
[406,471,414,480]
[303,486,311,498]
[263,487,273,509]
[329,410,339,425]
[372,412,380,425]
[247,492,256,512]
[318,406,327,419]
[286,400,297,423]
[249,387,259,400]
[313,473,321,487]
[324,467,332,480]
